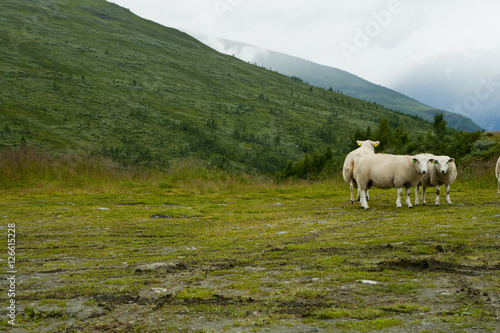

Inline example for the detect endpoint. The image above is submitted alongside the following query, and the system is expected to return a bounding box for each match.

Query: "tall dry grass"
[0,146,127,189]
[457,157,498,190]
[0,147,262,191]
[1,146,495,193]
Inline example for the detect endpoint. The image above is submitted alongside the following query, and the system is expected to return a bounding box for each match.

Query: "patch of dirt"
[134,261,189,273]
[379,258,500,276]
[115,203,145,206]
[91,292,258,313]
[150,214,189,219]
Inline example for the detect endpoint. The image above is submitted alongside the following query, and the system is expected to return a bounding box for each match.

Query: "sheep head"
[412,155,433,174]
[434,156,455,174]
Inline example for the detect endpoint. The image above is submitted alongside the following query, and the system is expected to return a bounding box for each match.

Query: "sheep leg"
[350,181,355,203]
[405,186,413,208]
[359,189,369,209]
[421,185,427,205]
[414,185,420,206]
[357,188,369,202]
[434,186,441,206]
[497,178,500,194]
[396,188,403,208]
[445,184,452,205]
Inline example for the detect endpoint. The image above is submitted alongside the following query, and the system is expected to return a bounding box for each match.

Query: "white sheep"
[342,140,380,203]
[354,154,433,209]
[495,157,500,194]
[413,153,437,206]
[419,155,457,206]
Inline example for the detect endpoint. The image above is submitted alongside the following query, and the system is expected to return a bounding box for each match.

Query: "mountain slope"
[206,39,482,132]
[0,0,434,173]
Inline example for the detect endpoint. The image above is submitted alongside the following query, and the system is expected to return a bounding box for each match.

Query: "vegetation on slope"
[278,113,490,180]
[0,0,439,174]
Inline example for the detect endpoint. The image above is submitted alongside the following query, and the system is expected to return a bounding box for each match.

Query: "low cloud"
[197,35,268,64]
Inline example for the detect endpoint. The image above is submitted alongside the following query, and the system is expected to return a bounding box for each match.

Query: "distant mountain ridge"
[202,38,482,132]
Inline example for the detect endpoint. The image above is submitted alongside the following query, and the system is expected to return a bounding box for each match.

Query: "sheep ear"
[374,141,380,147]
[412,158,417,164]
[357,140,362,146]
[449,158,455,163]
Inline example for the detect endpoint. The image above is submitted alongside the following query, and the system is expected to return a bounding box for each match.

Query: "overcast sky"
[109,0,500,86]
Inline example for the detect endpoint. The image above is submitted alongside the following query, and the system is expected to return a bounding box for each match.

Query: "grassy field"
[1,155,499,332]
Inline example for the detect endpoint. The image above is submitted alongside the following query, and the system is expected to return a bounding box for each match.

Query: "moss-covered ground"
[1,163,499,332]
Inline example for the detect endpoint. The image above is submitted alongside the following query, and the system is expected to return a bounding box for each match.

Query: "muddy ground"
[2,182,500,332]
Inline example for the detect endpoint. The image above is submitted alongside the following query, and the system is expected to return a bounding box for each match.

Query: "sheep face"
[434,156,455,174]
[412,155,433,174]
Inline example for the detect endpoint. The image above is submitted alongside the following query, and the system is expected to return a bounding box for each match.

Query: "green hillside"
[0,0,435,173]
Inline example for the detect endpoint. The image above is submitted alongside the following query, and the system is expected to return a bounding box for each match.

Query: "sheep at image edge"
[496,157,500,194]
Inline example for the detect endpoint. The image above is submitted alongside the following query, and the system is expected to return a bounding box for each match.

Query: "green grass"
[1,154,499,332]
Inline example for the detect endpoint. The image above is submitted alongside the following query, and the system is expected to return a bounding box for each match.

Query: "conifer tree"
[375,118,392,151]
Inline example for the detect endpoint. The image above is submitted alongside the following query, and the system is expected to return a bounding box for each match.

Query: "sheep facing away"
[418,155,457,206]
[496,157,500,194]
[354,154,434,209]
[342,140,380,203]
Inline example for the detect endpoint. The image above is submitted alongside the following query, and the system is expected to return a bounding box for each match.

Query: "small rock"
[151,288,169,294]
[151,214,173,219]
[356,280,379,285]
[135,262,185,272]
[97,207,110,211]
[245,266,267,271]
[275,231,288,235]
